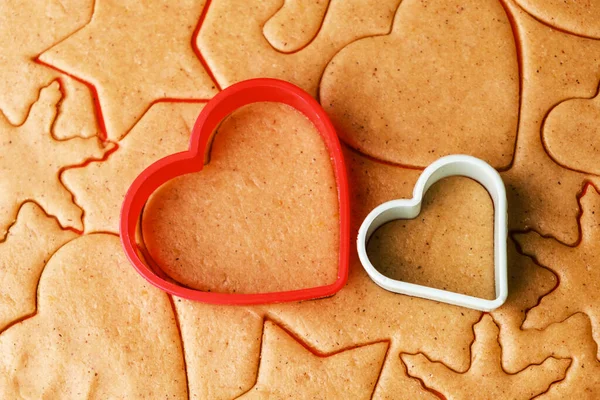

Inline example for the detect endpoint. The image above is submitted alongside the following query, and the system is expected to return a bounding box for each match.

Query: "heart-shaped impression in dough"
[357,155,508,312]
[120,79,350,305]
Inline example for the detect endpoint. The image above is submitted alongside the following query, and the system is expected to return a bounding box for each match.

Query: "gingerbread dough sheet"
[3,0,600,398]
[173,148,484,399]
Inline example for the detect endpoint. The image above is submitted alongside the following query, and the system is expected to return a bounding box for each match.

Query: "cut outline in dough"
[512,0,600,40]
[540,82,600,176]
[236,317,391,398]
[401,315,572,399]
[262,0,332,54]
[513,182,600,358]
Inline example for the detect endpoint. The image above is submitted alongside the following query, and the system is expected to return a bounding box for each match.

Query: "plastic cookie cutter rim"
[356,154,508,312]
[120,78,350,305]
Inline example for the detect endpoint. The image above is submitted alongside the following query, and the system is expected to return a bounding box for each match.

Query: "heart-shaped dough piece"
[357,155,507,311]
[142,102,340,295]
[367,176,495,300]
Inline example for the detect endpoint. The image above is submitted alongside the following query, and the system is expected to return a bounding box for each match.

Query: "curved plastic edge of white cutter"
[357,154,508,312]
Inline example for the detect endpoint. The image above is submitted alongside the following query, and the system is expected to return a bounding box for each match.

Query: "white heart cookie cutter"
[357,155,508,312]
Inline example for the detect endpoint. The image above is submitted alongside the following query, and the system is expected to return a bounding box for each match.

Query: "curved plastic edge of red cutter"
[120,78,350,305]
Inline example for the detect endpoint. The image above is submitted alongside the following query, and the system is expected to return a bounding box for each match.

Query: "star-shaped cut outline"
[39,0,218,141]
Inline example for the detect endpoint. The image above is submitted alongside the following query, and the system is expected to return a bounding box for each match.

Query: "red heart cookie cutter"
[120,78,350,304]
